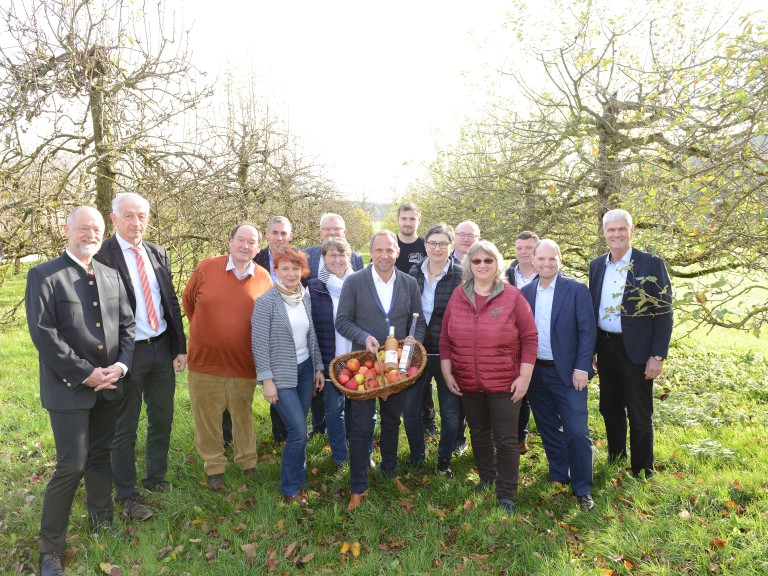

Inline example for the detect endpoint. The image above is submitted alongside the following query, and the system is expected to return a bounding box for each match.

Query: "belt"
[536,358,556,368]
[599,329,623,339]
[136,331,167,345]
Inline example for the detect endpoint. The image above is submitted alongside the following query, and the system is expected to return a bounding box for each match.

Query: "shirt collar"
[604,247,633,267]
[115,232,143,252]
[226,255,255,278]
[372,265,396,286]
[65,249,91,273]
[536,274,557,292]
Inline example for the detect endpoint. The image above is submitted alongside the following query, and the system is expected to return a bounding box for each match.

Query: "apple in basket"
[347,358,361,372]
[338,373,350,385]
[354,373,365,387]
[366,378,379,389]
[344,378,358,391]
[385,371,400,384]
[408,366,419,377]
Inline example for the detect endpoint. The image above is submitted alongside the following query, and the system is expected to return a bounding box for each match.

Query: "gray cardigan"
[251,287,323,388]
[335,265,426,349]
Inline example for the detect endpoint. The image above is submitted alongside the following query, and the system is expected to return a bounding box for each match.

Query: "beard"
[72,241,102,259]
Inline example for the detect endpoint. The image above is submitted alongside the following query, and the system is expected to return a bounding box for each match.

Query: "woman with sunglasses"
[440,240,538,514]
[406,223,464,476]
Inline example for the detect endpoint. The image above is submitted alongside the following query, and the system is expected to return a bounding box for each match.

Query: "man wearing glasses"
[452,221,480,265]
[303,213,364,282]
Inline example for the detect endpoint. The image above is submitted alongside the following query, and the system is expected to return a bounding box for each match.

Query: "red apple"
[363,359,374,369]
[347,358,361,372]
[340,368,352,378]
[338,373,350,385]
[365,369,376,379]
[367,378,379,389]
[407,366,420,377]
[344,379,358,391]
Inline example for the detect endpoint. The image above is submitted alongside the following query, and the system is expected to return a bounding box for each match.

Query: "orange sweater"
[182,255,272,378]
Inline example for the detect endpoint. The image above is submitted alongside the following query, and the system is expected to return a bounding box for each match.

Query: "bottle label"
[398,344,413,372]
[384,350,398,366]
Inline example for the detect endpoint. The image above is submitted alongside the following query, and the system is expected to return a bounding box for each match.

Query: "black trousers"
[41,394,121,552]
[596,331,655,476]
[112,334,175,499]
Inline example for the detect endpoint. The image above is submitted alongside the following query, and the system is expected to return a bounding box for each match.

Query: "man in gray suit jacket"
[335,230,426,512]
[94,193,187,521]
[26,206,135,576]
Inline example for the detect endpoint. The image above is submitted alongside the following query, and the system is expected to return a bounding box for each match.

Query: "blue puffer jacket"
[307,278,336,378]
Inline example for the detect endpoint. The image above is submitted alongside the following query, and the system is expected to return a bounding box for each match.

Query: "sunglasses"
[471,258,495,265]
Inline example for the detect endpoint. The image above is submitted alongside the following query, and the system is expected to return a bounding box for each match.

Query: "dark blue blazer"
[588,248,673,364]
[522,274,596,386]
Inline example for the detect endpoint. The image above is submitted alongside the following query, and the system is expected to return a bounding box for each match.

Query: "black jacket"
[409,259,464,354]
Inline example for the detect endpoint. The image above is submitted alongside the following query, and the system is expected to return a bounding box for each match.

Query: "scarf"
[326,266,352,300]
[275,278,305,307]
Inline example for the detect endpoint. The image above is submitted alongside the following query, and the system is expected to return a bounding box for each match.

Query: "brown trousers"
[188,371,258,475]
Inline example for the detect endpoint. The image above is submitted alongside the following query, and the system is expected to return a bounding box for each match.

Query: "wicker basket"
[329,340,427,401]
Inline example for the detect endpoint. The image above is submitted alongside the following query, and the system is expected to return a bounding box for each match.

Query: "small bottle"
[384,326,399,372]
[398,313,419,374]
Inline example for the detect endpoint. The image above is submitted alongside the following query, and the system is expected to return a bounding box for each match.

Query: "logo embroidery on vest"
[488,307,504,316]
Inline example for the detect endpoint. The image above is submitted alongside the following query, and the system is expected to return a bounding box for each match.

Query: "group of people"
[25,197,673,575]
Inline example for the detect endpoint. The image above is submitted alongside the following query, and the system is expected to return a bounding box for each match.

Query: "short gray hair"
[267,215,292,232]
[602,209,633,228]
[455,220,480,235]
[320,213,346,229]
[462,240,505,286]
[112,192,150,215]
[369,229,398,252]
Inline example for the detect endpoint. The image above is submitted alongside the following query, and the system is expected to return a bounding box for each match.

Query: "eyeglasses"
[321,226,344,232]
[325,253,347,260]
[456,232,479,239]
[471,258,495,265]
[426,241,450,249]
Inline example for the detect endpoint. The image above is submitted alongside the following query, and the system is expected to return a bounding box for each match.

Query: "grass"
[1,268,767,575]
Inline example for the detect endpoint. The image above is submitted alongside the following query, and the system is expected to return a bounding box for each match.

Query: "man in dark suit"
[254,215,293,284]
[26,206,135,576]
[589,209,673,478]
[522,240,597,511]
[303,212,364,282]
[504,231,539,455]
[94,193,187,520]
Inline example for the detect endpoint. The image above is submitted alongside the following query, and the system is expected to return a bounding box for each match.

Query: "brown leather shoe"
[519,441,529,455]
[40,552,64,576]
[346,493,365,512]
[121,496,153,521]
[207,473,226,491]
[283,492,308,505]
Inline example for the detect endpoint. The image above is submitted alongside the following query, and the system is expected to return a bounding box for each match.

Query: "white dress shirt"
[598,247,633,333]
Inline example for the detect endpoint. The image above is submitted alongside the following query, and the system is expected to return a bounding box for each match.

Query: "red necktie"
[130,246,160,331]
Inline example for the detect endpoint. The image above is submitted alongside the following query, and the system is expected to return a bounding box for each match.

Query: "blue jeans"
[402,372,427,464]
[324,379,348,465]
[272,359,314,497]
[431,355,462,462]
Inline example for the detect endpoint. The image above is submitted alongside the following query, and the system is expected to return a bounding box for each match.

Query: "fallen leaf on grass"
[463,499,474,512]
[241,543,257,557]
[710,538,726,548]
[284,542,297,559]
[598,569,617,575]
[678,509,692,521]
[340,542,351,555]
[296,553,315,567]
[623,559,635,570]
[157,546,174,558]
[99,562,121,575]
[351,541,361,558]
[394,477,410,494]
[399,500,414,511]
[731,479,742,491]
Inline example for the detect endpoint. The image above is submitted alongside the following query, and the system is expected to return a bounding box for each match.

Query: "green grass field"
[1,267,767,575]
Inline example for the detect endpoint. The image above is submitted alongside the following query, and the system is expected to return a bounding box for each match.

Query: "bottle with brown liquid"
[398,313,419,374]
[384,325,399,372]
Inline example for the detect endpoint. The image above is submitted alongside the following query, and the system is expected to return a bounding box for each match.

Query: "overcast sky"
[180,0,512,202]
[178,0,762,203]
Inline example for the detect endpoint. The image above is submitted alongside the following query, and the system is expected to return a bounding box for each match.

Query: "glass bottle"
[398,313,419,374]
[384,325,399,372]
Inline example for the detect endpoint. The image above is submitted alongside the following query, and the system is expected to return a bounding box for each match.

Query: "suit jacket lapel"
[110,237,136,306]
[551,275,566,326]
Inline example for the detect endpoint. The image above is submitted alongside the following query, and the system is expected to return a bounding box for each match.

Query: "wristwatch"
[653,355,663,361]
